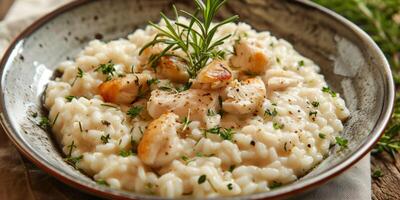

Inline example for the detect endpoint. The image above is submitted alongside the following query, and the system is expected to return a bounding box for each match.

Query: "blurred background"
[0,0,399,199]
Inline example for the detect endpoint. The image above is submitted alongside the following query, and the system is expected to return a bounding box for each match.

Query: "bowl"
[0,0,394,199]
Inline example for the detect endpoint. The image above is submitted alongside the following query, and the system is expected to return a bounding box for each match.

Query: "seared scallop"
[192,60,233,90]
[98,73,152,104]
[230,39,270,75]
[222,78,266,114]
[147,89,220,123]
[138,113,183,168]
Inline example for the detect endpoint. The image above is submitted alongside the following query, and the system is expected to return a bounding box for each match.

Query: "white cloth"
[0,0,372,199]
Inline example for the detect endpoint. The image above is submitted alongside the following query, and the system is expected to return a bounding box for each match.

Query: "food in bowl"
[42,0,349,197]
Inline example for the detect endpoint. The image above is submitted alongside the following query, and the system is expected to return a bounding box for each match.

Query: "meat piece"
[222,78,266,114]
[263,69,303,91]
[192,60,233,90]
[139,46,189,83]
[230,39,270,75]
[147,89,220,123]
[98,73,152,104]
[138,113,183,167]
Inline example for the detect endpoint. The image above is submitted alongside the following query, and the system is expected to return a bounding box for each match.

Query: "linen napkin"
[0,0,371,199]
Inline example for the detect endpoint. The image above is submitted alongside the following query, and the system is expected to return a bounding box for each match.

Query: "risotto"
[43,2,349,198]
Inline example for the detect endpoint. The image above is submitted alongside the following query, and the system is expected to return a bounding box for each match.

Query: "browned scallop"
[147,89,220,124]
[230,40,270,75]
[138,113,183,168]
[192,60,233,89]
[222,77,266,114]
[98,73,152,104]
[156,56,190,83]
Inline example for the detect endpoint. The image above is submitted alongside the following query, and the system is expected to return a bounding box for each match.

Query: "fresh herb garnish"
[127,106,143,118]
[66,141,76,157]
[147,78,160,86]
[335,136,348,150]
[96,179,109,186]
[64,155,83,169]
[227,183,233,190]
[71,67,84,86]
[229,165,235,172]
[319,133,326,139]
[198,174,207,184]
[309,111,318,117]
[100,103,119,109]
[269,181,282,189]
[182,110,192,131]
[78,121,83,132]
[311,101,319,108]
[139,0,239,78]
[265,108,278,117]
[322,87,337,97]
[52,112,60,127]
[273,122,284,130]
[31,112,38,118]
[299,60,305,67]
[95,61,116,81]
[100,134,111,144]
[101,120,111,126]
[372,169,383,179]
[205,126,234,140]
[119,149,135,157]
[207,109,217,116]
[39,117,50,129]
[65,95,77,102]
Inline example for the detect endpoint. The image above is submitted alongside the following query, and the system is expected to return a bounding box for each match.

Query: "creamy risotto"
[43,4,349,198]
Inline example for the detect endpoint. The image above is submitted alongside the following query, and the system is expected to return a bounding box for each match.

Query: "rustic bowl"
[0,0,394,199]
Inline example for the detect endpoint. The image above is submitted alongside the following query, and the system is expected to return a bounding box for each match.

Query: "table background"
[0,0,399,199]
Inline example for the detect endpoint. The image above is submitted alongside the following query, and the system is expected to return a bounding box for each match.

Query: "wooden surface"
[0,0,399,199]
[371,153,400,200]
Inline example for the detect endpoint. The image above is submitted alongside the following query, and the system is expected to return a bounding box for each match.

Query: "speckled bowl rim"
[0,0,395,199]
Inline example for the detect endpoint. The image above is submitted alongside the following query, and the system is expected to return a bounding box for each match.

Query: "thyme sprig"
[139,0,239,78]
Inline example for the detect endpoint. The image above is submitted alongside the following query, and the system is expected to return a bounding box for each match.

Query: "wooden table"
[371,152,400,199]
[0,0,399,199]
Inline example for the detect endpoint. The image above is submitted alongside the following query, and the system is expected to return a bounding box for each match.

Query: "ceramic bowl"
[0,0,394,199]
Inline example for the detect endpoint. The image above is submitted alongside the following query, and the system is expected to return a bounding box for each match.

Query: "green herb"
[101,120,110,126]
[64,155,83,169]
[31,112,38,118]
[95,61,116,81]
[71,67,84,86]
[177,81,192,92]
[196,152,204,157]
[311,101,319,108]
[181,155,189,162]
[66,141,76,157]
[119,150,135,157]
[100,134,110,144]
[39,117,50,129]
[228,165,235,172]
[207,109,217,116]
[372,169,383,179]
[265,108,278,117]
[96,179,109,186]
[127,106,143,118]
[65,96,77,102]
[269,181,282,189]
[139,0,239,78]
[276,57,281,64]
[227,183,233,190]
[273,122,284,130]
[335,136,348,150]
[205,126,235,140]
[299,60,305,67]
[52,112,60,127]
[147,78,160,86]
[322,87,337,97]
[198,174,207,184]
[309,111,318,117]
[373,123,400,156]
[319,133,326,139]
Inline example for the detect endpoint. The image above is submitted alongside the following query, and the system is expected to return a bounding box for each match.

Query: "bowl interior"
[0,0,393,199]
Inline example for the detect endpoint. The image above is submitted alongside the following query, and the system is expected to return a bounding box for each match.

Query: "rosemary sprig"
[139,0,239,78]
